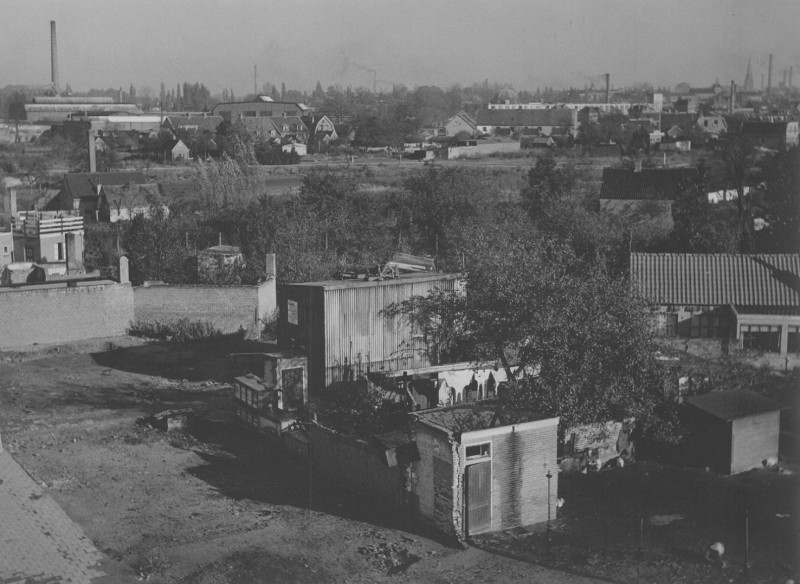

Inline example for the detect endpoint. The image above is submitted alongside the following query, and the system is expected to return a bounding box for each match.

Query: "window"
[741,324,781,353]
[2,245,8,255]
[25,246,34,262]
[466,443,490,460]
[788,326,800,355]
[54,242,64,261]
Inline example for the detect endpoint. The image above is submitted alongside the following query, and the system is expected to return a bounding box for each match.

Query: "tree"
[521,154,576,217]
[670,161,738,253]
[755,147,800,252]
[386,215,668,431]
[397,166,491,258]
[716,135,756,252]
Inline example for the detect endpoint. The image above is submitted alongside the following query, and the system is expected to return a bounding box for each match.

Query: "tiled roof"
[630,253,800,306]
[600,168,696,200]
[685,390,784,421]
[476,108,576,128]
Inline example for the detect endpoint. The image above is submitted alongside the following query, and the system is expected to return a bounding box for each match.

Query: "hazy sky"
[4,0,799,96]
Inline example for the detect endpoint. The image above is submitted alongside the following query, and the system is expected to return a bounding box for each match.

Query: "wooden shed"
[684,390,784,475]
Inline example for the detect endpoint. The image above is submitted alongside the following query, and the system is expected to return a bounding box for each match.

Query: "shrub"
[127,318,222,342]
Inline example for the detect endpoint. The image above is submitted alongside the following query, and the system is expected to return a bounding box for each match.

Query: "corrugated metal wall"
[321,276,458,386]
[279,275,458,390]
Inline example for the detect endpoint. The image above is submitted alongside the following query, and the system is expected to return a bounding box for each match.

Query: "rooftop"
[685,390,784,421]
[600,167,696,200]
[631,253,800,306]
[283,272,457,291]
[414,403,553,436]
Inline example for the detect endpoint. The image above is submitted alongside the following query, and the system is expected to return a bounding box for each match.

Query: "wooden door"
[466,462,491,534]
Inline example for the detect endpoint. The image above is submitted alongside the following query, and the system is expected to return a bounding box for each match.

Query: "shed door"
[466,462,491,534]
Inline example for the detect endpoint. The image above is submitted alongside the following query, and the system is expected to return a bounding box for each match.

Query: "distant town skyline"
[4,0,799,96]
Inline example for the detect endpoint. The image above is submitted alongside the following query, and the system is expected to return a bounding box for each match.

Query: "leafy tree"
[521,154,576,217]
[398,166,490,258]
[670,161,738,253]
[715,135,757,252]
[122,210,200,285]
[386,215,669,432]
[755,147,800,252]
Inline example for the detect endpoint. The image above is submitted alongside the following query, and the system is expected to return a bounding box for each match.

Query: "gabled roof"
[476,108,576,127]
[447,112,478,131]
[685,390,784,421]
[62,172,148,200]
[600,167,696,200]
[630,253,800,306]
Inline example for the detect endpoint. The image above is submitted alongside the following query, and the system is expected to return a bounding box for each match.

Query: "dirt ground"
[0,337,603,584]
[1,337,797,583]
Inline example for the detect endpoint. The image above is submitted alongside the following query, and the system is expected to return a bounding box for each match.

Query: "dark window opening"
[741,325,781,353]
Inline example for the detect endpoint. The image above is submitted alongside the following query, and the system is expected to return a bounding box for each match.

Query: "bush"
[127,318,222,342]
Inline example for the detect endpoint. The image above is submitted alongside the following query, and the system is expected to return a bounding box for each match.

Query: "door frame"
[464,443,492,536]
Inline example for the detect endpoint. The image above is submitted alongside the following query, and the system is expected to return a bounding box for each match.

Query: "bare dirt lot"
[1,337,797,583]
[0,337,602,584]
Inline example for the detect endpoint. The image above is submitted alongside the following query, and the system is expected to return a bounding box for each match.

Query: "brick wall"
[410,423,458,537]
[0,282,133,348]
[133,279,276,337]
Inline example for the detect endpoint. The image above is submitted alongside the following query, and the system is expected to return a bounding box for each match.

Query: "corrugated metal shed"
[278,273,459,390]
[631,253,800,306]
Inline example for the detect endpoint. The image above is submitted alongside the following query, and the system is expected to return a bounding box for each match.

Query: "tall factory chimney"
[767,54,773,96]
[790,67,793,89]
[50,20,60,93]
[729,80,735,114]
[604,73,610,104]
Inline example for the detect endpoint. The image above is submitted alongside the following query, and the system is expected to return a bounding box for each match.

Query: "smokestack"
[767,54,773,96]
[790,67,793,89]
[254,65,257,96]
[50,21,59,93]
[729,80,735,114]
[88,130,97,173]
[605,73,610,104]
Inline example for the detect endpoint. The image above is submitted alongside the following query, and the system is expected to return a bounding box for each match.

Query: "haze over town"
[4,0,800,93]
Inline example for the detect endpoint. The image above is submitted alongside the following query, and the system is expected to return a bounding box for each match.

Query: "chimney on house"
[265,253,276,280]
[50,21,59,93]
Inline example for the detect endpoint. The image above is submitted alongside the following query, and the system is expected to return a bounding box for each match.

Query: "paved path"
[0,450,106,583]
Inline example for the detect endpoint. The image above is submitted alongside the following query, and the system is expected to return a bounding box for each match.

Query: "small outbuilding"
[684,390,784,475]
[410,405,559,539]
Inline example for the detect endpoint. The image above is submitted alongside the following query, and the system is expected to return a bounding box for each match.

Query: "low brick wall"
[133,279,276,337]
[0,281,134,348]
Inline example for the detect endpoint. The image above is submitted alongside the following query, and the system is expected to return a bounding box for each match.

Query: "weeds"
[127,318,222,343]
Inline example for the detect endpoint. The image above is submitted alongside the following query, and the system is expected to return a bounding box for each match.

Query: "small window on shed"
[466,443,490,460]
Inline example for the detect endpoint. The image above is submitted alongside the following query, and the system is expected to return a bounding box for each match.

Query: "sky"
[3,0,799,96]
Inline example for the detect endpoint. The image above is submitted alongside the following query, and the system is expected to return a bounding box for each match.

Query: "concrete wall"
[133,279,276,338]
[308,423,408,515]
[0,282,133,348]
[445,141,520,160]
